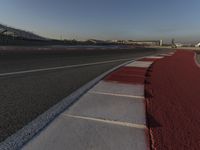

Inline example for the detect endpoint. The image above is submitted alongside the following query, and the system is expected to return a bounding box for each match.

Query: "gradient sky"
[0,0,200,43]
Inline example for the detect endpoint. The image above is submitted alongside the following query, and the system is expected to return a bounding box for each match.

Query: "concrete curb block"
[194,52,200,68]
[0,57,147,150]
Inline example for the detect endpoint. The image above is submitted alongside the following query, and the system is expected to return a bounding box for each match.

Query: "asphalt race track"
[0,47,170,142]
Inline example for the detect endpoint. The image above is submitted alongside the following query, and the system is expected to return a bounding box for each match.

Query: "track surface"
[146,50,200,150]
[0,47,170,142]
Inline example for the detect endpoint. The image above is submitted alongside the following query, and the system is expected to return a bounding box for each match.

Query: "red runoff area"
[146,51,200,150]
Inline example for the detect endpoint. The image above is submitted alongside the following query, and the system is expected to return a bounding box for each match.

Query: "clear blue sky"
[0,0,200,43]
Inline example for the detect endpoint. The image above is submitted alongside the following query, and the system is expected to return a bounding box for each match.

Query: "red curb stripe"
[104,66,147,84]
[117,67,147,74]
[105,76,145,84]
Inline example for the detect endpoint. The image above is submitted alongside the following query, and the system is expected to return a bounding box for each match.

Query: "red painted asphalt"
[146,51,200,150]
[105,67,146,84]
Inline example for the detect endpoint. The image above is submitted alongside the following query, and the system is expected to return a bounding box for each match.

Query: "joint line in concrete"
[89,91,144,99]
[63,114,147,129]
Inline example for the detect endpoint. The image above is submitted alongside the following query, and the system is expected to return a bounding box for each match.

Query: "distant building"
[195,43,200,47]
[85,39,163,46]
[126,40,162,46]
[87,39,109,44]
[175,43,183,47]
[0,23,46,40]
[160,40,163,46]
[171,39,183,48]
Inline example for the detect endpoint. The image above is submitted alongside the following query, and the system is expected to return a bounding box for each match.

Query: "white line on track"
[0,58,132,77]
[89,91,144,99]
[63,114,147,129]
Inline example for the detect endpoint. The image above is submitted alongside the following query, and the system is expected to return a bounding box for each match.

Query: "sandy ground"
[146,50,200,150]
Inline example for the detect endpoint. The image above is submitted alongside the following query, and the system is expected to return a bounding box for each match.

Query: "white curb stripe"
[159,54,172,56]
[91,81,144,97]
[63,114,147,129]
[126,61,153,68]
[145,56,164,59]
